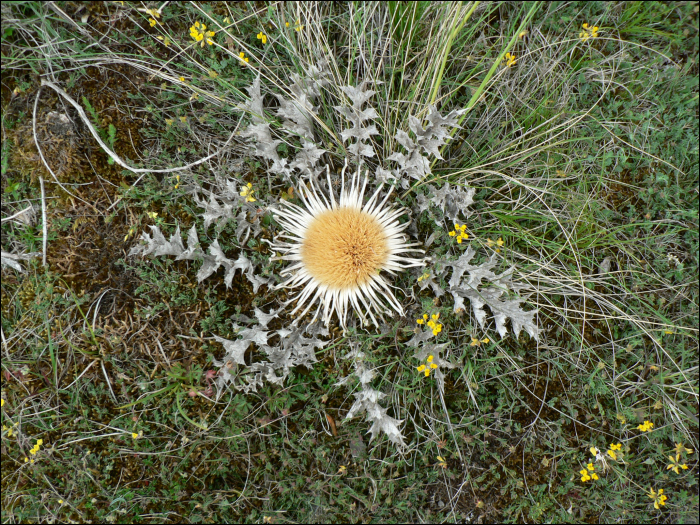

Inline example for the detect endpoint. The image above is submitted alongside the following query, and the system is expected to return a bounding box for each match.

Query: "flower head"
[667,455,688,474]
[607,442,622,460]
[674,442,693,456]
[648,487,667,509]
[240,182,256,202]
[257,32,267,44]
[449,223,468,244]
[637,420,654,432]
[503,53,516,67]
[581,462,599,481]
[271,162,423,329]
[417,355,439,377]
[239,51,250,64]
[190,21,215,47]
[580,23,599,42]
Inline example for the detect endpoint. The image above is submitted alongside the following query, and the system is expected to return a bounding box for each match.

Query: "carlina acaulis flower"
[271,161,424,329]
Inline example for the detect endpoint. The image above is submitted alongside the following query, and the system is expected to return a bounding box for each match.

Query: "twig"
[0,205,34,223]
[40,79,242,176]
[32,86,98,211]
[39,176,47,267]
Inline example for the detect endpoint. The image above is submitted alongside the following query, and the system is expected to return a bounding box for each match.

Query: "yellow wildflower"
[156,36,170,46]
[504,52,516,67]
[667,455,688,474]
[580,23,599,42]
[607,442,622,460]
[190,21,215,47]
[417,354,439,377]
[239,51,250,64]
[240,182,256,202]
[637,420,654,432]
[674,443,693,456]
[487,238,504,252]
[648,488,667,510]
[149,18,157,27]
[448,224,469,244]
[257,32,267,44]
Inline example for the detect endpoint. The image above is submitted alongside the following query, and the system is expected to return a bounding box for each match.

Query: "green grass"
[2,1,698,523]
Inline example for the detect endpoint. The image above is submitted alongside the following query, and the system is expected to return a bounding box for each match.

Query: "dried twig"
[40,79,242,176]
[1,205,34,223]
[39,176,47,267]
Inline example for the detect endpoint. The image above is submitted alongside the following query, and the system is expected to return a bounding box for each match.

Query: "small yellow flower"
[239,51,250,64]
[294,19,304,32]
[417,272,430,282]
[504,52,516,67]
[607,442,622,460]
[337,465,346,474]
[190,21,215,47]
[580,469,591,482]
[257,32,268,44]
[146,8,160,19]
[417,354,440,377]
[147,211,158,219]
[179,116,187,123]
[437,456,447,468]
[674,442,693,456]
[58,499,63,504]
[667,455,688,474]
[417,314,428,325]
[156,36,170,46]
[470,337,490,347]
[132,432,139,439]
[587,462,595,471]
[580,23,599,42]
[165,118,174,127]
[449,224,469,244]
[1,398,4,407]
[149,18,157,27]
[285,22,290,27]
[648,488,667,509]
[240,182,256,202]
[637,420,654,432]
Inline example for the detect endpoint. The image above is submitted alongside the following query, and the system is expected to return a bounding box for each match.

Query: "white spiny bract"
[271,161,424,330]
[128,63,539,446]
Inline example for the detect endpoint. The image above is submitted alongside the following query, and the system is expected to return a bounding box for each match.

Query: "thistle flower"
[271,162,424,329]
